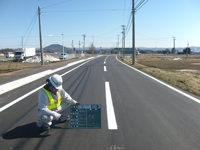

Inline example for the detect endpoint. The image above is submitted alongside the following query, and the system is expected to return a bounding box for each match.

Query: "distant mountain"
[43,44,71,53]
[41,44,200,53]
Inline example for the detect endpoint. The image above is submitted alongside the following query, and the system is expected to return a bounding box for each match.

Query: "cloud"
[48,34,54,37]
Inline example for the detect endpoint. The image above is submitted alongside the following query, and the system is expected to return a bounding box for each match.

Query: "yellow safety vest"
[42,88,62,110]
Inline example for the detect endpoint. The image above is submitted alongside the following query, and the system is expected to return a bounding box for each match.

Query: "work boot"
[57,114,70,123]
[42,125,50,131]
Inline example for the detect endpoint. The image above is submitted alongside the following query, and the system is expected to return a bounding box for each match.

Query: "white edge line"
[0,84,45,112]
[105,81,118,130]
[0,57,95,95]
[61,59,92,77]
[0,57,98,112]
[0,70,52,95]
[116,56,200,103]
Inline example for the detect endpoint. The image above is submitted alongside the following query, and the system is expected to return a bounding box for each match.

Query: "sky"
[0,0,200,49]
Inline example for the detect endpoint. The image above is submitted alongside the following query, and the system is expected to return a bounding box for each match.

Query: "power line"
[122,0,149,41]
[42,8,131,14]
[135,0,145,10]
[125,13,133,38]
[135,0,149,13]
[23,11,38,47]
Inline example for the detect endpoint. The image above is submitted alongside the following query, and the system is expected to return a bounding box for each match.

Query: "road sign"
[70,104,101,129]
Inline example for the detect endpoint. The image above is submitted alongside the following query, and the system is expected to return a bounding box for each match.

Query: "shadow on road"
[2,122,50,139]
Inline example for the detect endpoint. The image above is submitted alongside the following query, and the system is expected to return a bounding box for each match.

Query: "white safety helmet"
[48,74,63,89]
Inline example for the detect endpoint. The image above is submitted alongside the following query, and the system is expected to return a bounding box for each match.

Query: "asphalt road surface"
[1,55,200,150]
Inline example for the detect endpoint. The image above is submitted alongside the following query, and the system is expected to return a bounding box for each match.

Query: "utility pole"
[61,33,64,58]
[187,42,189,56]
[122,25,125,58]
[116,34,120,55]
[132,0,136,64]
[79,41,81,51]
[117,34,120,56]
[38,6,44,65]
[72,40,73,50]
[82,34,86,51]
[173,36,176,54]
[123,27,125,56]
[121,31,123,57]
[21,36,24,50]
[72,40,74,53]
[117,34,120,49]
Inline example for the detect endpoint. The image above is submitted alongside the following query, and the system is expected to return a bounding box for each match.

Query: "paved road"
[0,57,86,85]
[1,55,200,150]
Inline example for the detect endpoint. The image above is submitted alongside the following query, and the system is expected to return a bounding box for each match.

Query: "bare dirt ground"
[121,54,200,96]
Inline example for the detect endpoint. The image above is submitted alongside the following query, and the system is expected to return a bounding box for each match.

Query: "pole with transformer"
[38,6,44,65]
[132,0,149,64]
[132,0,136,65]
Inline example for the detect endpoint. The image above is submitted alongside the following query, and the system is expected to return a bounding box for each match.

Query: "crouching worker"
[36,74,79,130]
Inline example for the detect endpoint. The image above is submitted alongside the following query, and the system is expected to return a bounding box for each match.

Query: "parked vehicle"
[59,53,68,60]
[5,52,14,58]
[136,51,141,55]
[14,48,36,60]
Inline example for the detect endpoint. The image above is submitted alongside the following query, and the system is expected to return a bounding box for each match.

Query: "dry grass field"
[0,53,91,75]
[0,61,41,74]
[121,54,200,96]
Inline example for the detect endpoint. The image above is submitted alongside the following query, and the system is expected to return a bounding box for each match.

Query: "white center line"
[105,81,118,130]
[104,66,107,72]
[104,55,109,64]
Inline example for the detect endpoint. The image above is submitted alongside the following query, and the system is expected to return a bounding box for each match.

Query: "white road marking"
[104,66,107,72]
[0,70,52,95]
[116,56,200,104]
[0,85,45,112]
[0,57,95,95]
[0,58,96,112]
[104,55,109,64]
[105,81,118,130]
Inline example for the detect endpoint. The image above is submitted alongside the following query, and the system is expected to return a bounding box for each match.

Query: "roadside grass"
[0,61,41,74]
[0,59,78,74]
[0,54,92,75]
[120,55,200,96]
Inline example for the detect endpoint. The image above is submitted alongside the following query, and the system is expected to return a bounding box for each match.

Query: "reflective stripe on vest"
[42,88,62,110]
